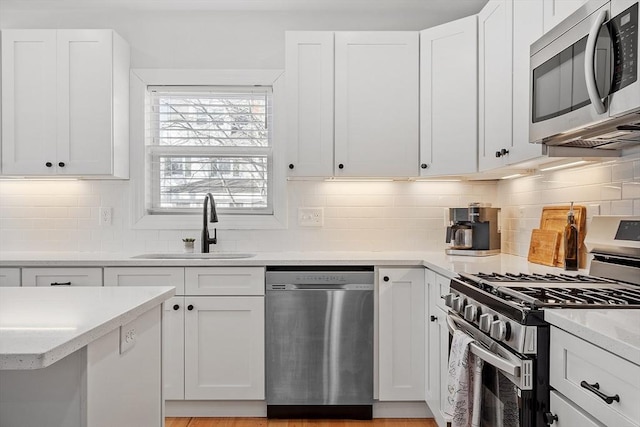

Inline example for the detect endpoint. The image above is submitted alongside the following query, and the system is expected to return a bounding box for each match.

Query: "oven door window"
[480,364,525,427]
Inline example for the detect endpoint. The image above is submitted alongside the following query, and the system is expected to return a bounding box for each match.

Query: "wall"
[498,150,640,258]
[1,2,639,255]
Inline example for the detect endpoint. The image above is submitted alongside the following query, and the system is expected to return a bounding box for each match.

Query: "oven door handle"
[447,315,520,378]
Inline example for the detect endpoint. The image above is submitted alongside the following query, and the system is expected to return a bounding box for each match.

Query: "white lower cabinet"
[424,268,451,427]
[550,390,605,427]
[378,267,425,401]
[549,327,639,427]
[104,266,265,402]
[0,268,20,287]
[21,267,102,287]
[183,296,265,400]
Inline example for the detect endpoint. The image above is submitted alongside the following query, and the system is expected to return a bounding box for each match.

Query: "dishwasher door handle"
[292,284,348,290]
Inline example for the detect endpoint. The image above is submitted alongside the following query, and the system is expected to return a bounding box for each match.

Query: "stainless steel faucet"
[201,193,218,253]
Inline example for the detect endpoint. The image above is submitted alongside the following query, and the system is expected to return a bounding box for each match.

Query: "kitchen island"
[0,286,174,427]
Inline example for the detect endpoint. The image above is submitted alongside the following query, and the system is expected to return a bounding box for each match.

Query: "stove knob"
[464,304,477,322]
[490,320,507,341]
[443,293,455,308]
[452,297,465,314]
[479,314,492,333]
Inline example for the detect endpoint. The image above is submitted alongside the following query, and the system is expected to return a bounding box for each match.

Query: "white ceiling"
[0,0,489,13]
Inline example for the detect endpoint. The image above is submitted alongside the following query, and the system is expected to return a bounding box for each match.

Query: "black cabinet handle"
[501,148,509,156]
[187,304,194,311]
[46,162,53,167]
[51,281,71,286]
[58,162,65,167]
[580,381,620,404]
[421,163,428,169]
[173,304,180,311]
[288,164,294,170]
[543,412,558,425]
[338,163,344,169]
[495,151,502,158]
[383,276,389,282]
[430,315,438,322]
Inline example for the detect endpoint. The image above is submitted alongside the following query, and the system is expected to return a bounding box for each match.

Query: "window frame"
[129,69,287,230]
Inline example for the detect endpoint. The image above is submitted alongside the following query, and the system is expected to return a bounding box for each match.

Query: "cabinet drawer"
[550,327,639,427]
[549,390,605,427]
[104,267,185,295]
[21,267,102,287]
[0,268,20,287]
[185,267,264,296]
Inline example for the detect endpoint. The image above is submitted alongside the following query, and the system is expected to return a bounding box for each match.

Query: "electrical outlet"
[119,325,136,354]
[99,207,112,226]
[298,207,324,227]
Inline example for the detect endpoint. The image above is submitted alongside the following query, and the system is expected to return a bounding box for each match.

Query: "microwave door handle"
[446,315,520,378]
[584,9,608,114]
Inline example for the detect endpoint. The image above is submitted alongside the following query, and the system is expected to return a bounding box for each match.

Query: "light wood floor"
[166,418,438,427]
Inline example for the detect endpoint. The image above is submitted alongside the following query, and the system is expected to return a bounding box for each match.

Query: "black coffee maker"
[445,203,501,256]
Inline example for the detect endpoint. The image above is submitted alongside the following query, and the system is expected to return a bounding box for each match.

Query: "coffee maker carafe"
[445,203,501,256]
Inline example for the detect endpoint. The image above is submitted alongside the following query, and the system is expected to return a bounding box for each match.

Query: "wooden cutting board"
[528,229,561,266]
[539,205,587,268]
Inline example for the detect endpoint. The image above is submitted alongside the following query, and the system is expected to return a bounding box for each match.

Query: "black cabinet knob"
[543,412,558,425]
[173,304,180,311]
[383,276,390,282]
[421,163,428,169]
[58,162,65,167]
[500,148,509,156]
[495,151,502,158]
[430,315,438,322]
[187,304,194,311]
[288,164,294,170]
[338,163,344,169]
[45,162,53,167]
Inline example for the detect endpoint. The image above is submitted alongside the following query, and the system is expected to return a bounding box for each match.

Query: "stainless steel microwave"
[530,0,640,149]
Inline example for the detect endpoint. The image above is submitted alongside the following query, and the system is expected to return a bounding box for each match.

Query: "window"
[146,86,273,215]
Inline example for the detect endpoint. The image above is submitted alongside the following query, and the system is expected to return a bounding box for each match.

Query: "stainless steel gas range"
[444,216,640,427]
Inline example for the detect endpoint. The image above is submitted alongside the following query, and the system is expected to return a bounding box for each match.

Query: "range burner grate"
[475,272,617,284]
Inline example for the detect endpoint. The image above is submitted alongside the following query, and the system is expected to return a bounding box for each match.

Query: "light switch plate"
[298,207,324,227]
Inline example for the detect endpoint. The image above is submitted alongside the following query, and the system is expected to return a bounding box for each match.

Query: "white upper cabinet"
[334,32,419,177]
[1,29,129,178]
[420,16,478,176]
[510,0,546,164]
[285,32,334,177]
[543,0,590,33]
[478,0,514,171]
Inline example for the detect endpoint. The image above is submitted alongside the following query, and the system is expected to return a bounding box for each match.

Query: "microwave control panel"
[610,3,638,93]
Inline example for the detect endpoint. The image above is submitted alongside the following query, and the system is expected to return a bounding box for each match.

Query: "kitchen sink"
[131,253,256,260]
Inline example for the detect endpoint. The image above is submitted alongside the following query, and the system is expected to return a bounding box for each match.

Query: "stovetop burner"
[459,271,640,309]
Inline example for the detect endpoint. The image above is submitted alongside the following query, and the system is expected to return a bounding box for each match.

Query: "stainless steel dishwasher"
[265,267,374,419]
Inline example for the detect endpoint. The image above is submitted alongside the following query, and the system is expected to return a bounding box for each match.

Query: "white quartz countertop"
[0,250,584,277]
[544,308,640,365]
[0,286,174,370]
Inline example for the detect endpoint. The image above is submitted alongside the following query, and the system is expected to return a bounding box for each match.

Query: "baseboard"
[166,400,431,419]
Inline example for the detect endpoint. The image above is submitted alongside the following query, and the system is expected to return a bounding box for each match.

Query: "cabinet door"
[285,32,334,177]
[335,32,419,177]
[510,0,545,164]
[1,30,57,175]
[103,267,185,295]
[478,0,513,171]
[56,30,113,175]
[0,268,21,287]
[378,268,425,401]
[543,0,590,33]
[163,297,185,400]
[21,267,103,287]
[184,296,265,400]
[420,16,478,176]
